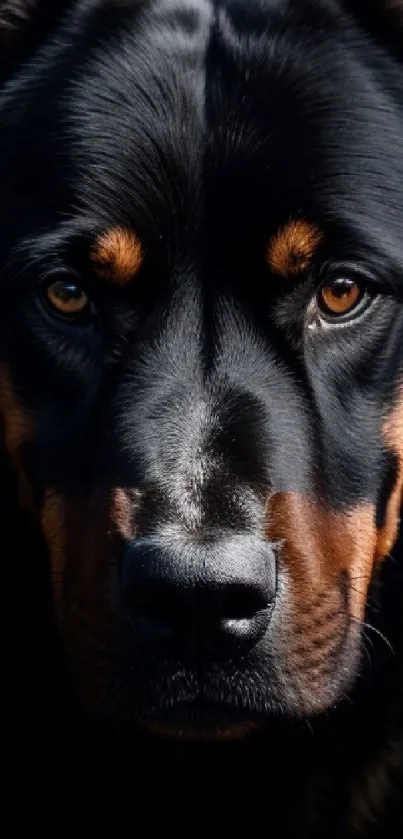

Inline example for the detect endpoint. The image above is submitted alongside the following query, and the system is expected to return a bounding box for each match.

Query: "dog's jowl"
[1,1,402,835]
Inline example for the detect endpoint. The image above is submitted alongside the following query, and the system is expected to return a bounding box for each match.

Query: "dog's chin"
[75,667,356,740]
[140,701,263,742]
[66,622,363,734]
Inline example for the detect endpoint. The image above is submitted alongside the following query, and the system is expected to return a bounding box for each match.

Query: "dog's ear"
[0,1,69,61]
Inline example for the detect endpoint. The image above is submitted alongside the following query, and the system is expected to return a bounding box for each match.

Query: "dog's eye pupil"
[45,279,90,316]
[318,278,362,317]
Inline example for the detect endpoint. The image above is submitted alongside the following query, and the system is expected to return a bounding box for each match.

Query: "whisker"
[349,616,394,655]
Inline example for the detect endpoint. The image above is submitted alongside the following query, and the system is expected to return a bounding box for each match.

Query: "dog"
[2,0,402,835]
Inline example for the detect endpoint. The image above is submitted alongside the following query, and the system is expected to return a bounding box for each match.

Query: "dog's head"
[1,0,402,737]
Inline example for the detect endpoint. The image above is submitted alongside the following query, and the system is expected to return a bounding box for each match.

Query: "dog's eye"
[317,278,368,321]
[44,278,91,319]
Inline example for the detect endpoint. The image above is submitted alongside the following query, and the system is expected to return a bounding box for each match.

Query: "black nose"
[119,535,276,659]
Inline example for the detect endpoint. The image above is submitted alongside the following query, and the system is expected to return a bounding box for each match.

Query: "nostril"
[120,536,276,655]
[124,585,183,639]
[222,584,269,621]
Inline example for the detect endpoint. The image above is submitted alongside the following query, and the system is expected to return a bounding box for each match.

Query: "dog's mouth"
[140,699,264,741]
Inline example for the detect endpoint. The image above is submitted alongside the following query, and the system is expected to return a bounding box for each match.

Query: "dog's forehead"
[66,0,402,260]
[68,1,339,225]
[68,0,212,238]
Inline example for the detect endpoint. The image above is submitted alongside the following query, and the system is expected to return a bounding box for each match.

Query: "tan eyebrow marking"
[91,226,144,284]
[267,220,323,278]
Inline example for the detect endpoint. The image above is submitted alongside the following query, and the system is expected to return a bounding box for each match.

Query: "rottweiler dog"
[2,1,402,835]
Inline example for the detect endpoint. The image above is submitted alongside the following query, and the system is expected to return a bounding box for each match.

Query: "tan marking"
[109,487,138,541]
[0,365,36,514]
[267,493,376,620]
[41,491,67,603]
[144,721,258,742]
[376,390,403,559]
[267,219,322,277]
[91,227,144,284]
[42,489,124,610]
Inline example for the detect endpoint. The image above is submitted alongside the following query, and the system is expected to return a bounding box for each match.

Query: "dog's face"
[1,0,403,736]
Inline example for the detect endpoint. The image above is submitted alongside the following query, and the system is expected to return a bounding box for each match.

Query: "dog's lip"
[140,699,263,740]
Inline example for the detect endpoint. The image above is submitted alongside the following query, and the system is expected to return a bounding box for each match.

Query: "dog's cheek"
[0,364,36,514]
[266,492,377,619]
[40,488,134,717]
[41,488,132,612]
[41,491,67,604]
[265,494,378,711]
[41,490,104,603]
[376,391,403,561]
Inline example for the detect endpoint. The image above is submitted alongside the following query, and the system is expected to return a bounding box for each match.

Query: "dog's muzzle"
[119,533,276,661]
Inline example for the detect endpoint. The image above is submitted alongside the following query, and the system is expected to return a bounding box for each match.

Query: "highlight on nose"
[119,534,276,659]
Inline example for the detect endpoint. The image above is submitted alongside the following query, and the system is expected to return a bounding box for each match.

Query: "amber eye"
[317,278,367,320]
[45,278,90,318]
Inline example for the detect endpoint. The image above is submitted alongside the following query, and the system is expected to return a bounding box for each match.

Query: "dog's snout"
[120,535,276,658]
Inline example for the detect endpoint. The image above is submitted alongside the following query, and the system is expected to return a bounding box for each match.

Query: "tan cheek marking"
[41,491,67,603]
[42,487,137,609]
[267,219,323,277]
[91,226,144,284]
[109,487,138,541]
[0,365,35,513]
[376,390,403,560]
[267,493,376,619]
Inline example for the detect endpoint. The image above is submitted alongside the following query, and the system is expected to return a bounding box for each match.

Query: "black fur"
[2,1,402,835]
